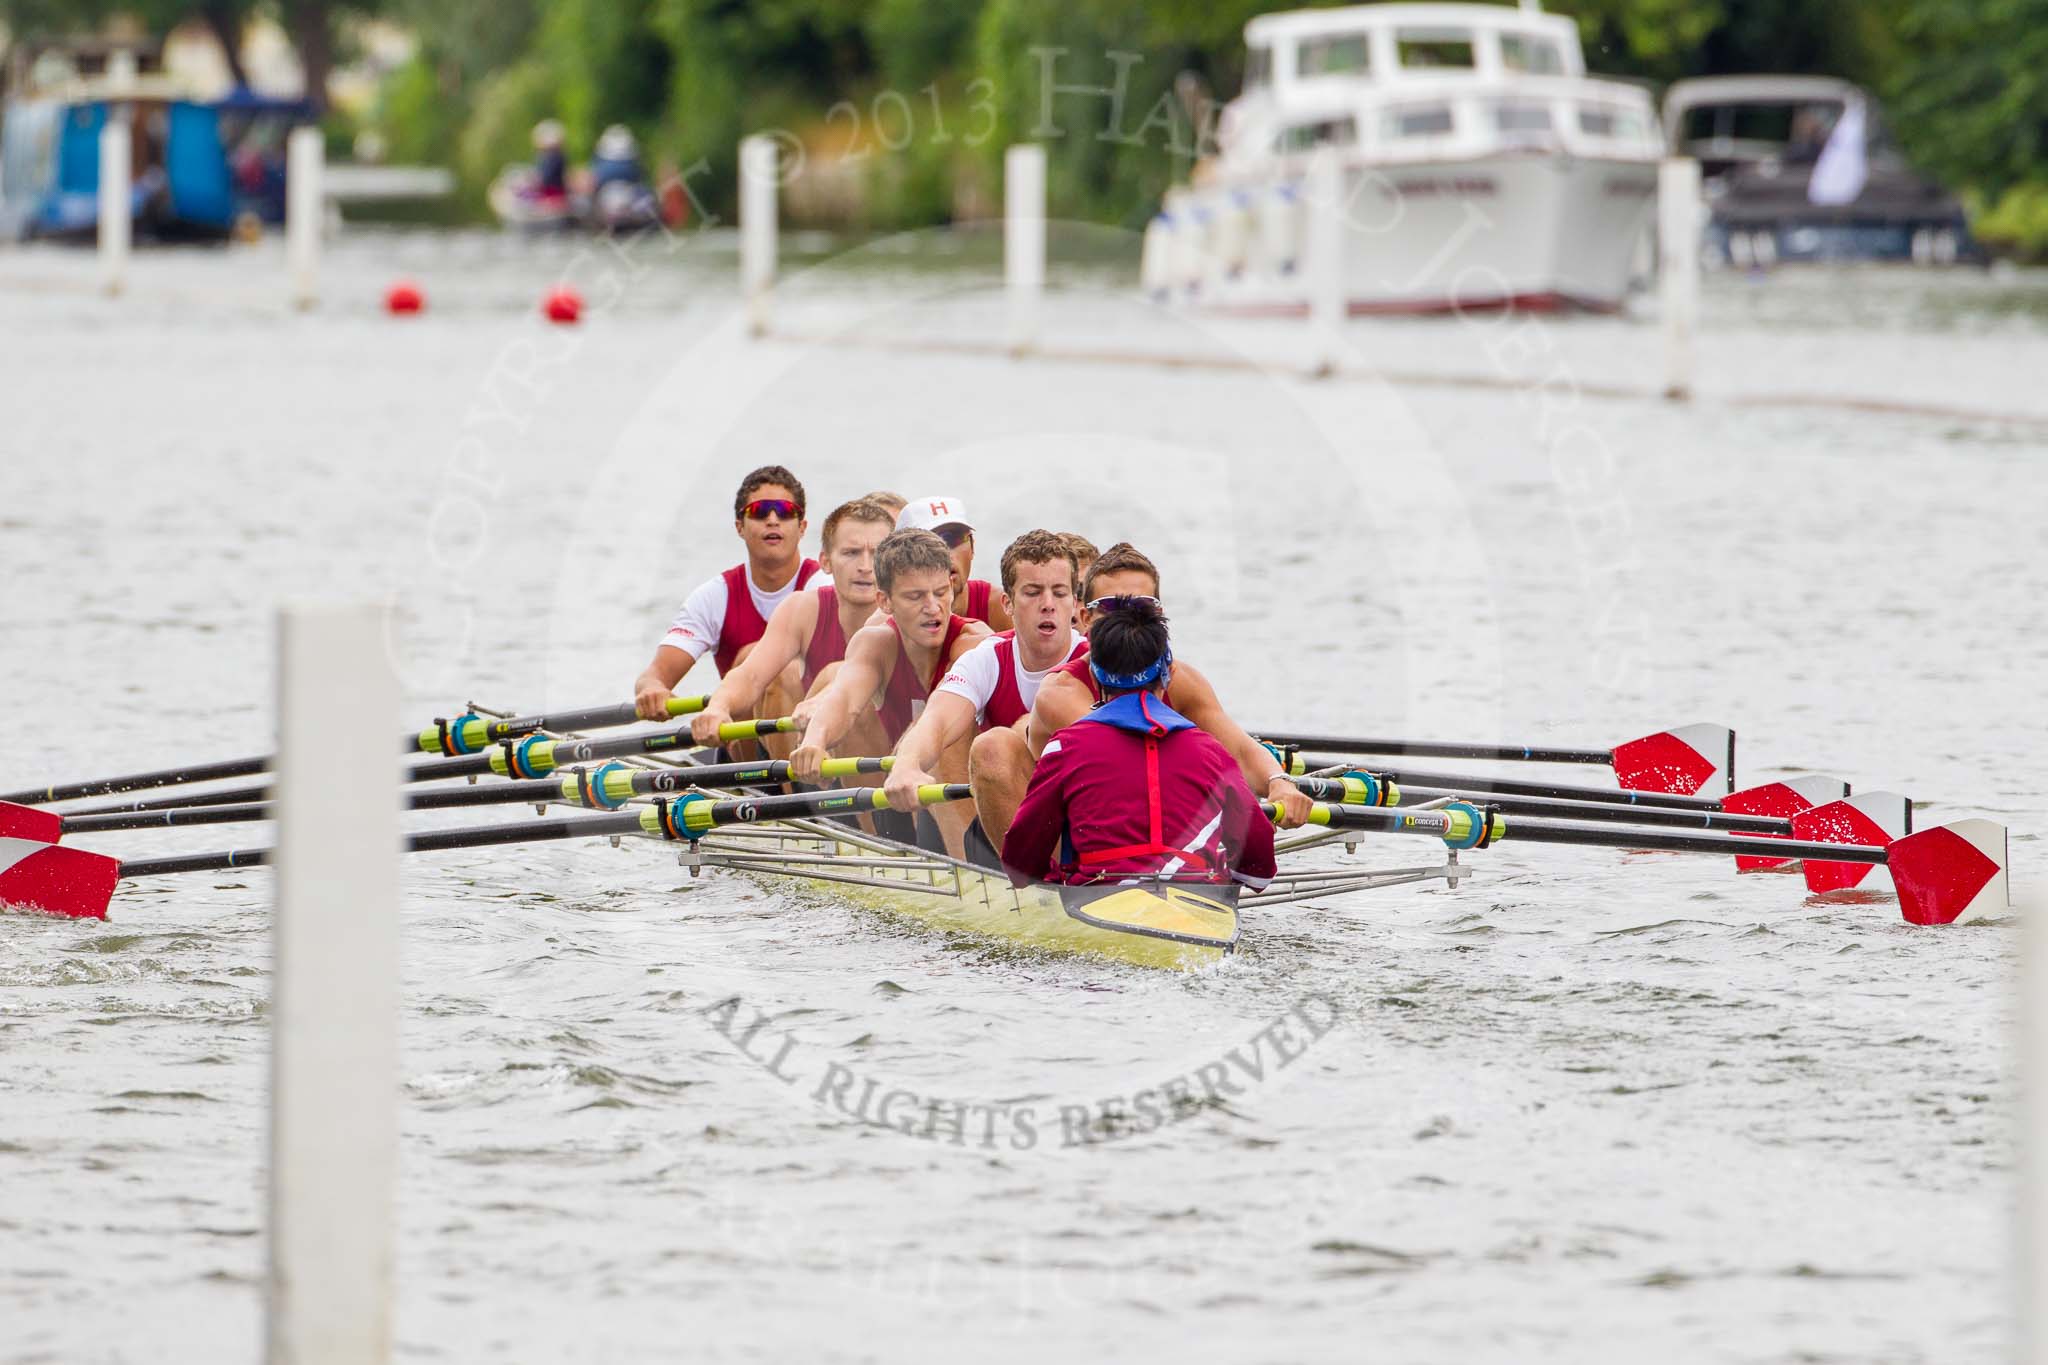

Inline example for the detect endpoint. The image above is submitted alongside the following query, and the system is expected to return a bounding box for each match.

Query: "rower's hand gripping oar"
[0,783,969,922]
[0,695,716,807]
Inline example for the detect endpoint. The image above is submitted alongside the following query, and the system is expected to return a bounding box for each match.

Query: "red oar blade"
[0,801,64,845]
[1725,777,1850,872]
[1610,724,1733,796]
[0,839,120,920]
[1886,820,2009,926]
[1793,793,1913,892]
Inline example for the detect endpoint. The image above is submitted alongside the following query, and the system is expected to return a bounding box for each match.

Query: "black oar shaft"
[1499,815,1888,865]
[2,755,272,807]
[1302,758,1724,812]
[63,803,274,835]
[1265,734,1611,764]
[65,784,275,816]
[1395,785,1787,834]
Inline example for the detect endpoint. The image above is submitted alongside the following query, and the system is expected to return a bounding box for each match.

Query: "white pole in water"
[1004,143,1046,355]
[2029,897,2048,1365]
[266,605,399,1365]
[97,116,131,297]
[1658,157,1701,402]
[287,126,324,310]
[1305,146,1345,378]
[739,134,777,337]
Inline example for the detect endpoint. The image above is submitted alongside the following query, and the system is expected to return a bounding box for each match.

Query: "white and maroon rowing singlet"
[937,630,1086,732]
[661,558,821,675]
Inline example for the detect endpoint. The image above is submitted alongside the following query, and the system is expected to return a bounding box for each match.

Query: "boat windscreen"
[1500,33,1564,74]
[1397,31,1475,69]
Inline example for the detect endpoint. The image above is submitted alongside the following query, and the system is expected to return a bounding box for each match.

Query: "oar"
[1259,722,1735,796]
[1265,801,2008,927]
[0,784,970,921]
[1292,772,1909,849]
[1293,765,1878,873]
[409,695,708,756]
[1,695,716,807]
[406,718,797,783]
[0,757,894,844]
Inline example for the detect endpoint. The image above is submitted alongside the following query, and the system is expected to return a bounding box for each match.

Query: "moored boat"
[1662,75,1980,269]
[1142,1,1664,315]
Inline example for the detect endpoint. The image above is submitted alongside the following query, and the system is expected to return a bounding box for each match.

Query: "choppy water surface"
[1,233,2041,1363]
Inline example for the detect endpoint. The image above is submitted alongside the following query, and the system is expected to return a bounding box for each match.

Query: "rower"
[896,495,1013,631]
[1000,597,1276,895]
[789,529,991,851]
[864,490,908,519]
[972,541,1313,849]
[1058,533,1099,592]
[881,530,1086,850]
[633,465,820,722]
[687,497,895,755]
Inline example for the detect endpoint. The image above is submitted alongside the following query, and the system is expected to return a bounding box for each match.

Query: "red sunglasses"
[743,498,802,521]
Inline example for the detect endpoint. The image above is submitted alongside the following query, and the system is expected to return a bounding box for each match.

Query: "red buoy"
[543,286,583,324]
[384,280,425,315]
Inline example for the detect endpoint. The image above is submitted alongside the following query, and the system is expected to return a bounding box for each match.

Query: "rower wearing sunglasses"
[633,466,821,724]
[967,542,1315,853]
[685,497,897,757]
[999,597,1276,895]
[789,529,992,854]
[895,496,1014,632]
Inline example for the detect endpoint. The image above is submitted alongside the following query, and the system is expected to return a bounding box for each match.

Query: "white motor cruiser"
[1143,2,1664,314]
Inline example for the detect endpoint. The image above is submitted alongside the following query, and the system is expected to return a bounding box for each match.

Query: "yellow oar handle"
[639,782,970,839]
[1267,800,1505,850]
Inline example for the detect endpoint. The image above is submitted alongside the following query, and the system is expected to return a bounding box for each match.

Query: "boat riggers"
[0,784,970,922]
[1266,800,2007,927]
[0,694,718,806]
[1256,723,1736,796]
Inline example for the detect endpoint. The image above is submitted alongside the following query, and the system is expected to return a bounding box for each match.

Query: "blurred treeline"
[364,0,2047,253]
[28,0,2043,251]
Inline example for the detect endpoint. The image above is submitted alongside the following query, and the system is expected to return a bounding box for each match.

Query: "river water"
[1,229,2042,1363]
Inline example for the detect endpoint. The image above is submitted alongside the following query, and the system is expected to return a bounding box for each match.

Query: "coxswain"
[882,530,1086,850]
[1000,597,1275,894]
[789,529,990,852]
[687,497,895,756]
[972,541,1313,848]
[633,465,821,721]
[895,496,1013,631]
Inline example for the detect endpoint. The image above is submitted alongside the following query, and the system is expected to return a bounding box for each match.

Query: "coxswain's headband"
[1090,643,1172,693]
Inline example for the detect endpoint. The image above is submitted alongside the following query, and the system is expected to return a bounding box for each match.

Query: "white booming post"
[1004,143,1046,354]
[287,126,324,310]
[1305,146,1345,378]
[98,116,131,296]
[1658,156,1701,401]
[739,134,777,337]
[267,605,399,1365]
[2030,891,2048,1365]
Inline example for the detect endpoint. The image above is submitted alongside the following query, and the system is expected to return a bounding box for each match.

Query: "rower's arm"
[895,691,976,769]
[795,626,888,754]
[706,592,816,718]
[633,645,698,720]
[1172,661,1310,825]
[1026,670,1091,758]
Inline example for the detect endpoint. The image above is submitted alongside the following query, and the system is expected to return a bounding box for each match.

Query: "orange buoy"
[384,280,425,315]
[542,286,583,324]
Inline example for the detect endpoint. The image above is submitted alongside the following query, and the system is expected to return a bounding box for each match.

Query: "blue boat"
[0,89,236,243]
